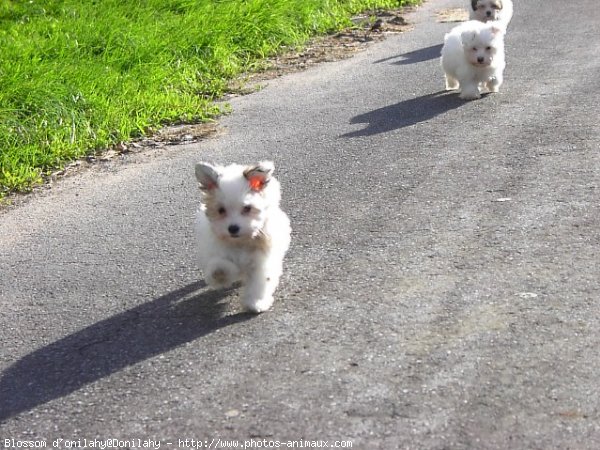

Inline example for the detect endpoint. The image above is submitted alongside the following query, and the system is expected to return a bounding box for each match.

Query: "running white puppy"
[469,0,513,28]
[194,161,291,313]
[441,20,506,100]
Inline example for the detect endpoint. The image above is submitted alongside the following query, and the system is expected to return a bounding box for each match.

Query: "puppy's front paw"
[458,83,481,100]
[459,90,481,100]
[205,260,239,288]
[209,268,229,285]
[445,75,459,91]
[243,296,274,314]
[486,82,501,93]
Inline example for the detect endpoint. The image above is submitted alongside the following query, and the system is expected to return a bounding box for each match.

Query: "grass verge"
[0,0,418,199]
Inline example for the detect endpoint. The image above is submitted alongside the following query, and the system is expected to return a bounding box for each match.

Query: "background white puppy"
[441,20,506,100]
[469,0,513,28]
[195,161,291,313]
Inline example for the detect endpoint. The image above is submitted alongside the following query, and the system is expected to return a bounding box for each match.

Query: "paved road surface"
[1,0,599,448]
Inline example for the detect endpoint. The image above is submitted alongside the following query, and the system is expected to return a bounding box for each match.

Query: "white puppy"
[194,161,291,313]
[469,0,513,28]
[441,20,506,100]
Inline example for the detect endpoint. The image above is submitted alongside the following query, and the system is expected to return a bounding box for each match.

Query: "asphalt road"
[1,0,599,448]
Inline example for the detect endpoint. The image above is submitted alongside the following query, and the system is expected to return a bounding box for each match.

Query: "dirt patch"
[226,8,415,96]
[436,8,469,23]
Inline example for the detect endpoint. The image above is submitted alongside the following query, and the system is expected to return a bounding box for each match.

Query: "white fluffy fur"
[194,161,291,313]
[469,0,513,28]
[441,20,506,100]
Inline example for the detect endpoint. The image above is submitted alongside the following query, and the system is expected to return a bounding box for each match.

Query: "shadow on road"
[0,280,252,422]
[373,44,443,65]
[341,91,465,138]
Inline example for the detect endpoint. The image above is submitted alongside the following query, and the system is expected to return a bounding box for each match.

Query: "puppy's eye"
[218,206,226,216]
[486,46,492,51]
[242,205,253,215]
[472,47,478,51]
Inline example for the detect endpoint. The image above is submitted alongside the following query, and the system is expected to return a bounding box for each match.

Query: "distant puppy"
[194,161,291,313]
[469,0,513,28]
[441,20,506,100]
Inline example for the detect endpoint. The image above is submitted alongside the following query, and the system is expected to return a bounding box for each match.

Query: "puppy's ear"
[243,161,274,192]
[471,0,479,11]
[195,163,220,191]
[461,30,477,46]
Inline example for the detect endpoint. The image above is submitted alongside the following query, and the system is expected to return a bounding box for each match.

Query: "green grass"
[0,0,417,198]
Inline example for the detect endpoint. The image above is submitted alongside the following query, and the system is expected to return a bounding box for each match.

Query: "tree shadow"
[373,44,443,65]
[341,91,465,138]
[0,280,252,422]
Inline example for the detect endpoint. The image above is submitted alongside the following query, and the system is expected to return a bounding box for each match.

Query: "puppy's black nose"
[228,224,240,236]
[486,10,492,16]
[477,57,485,63]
